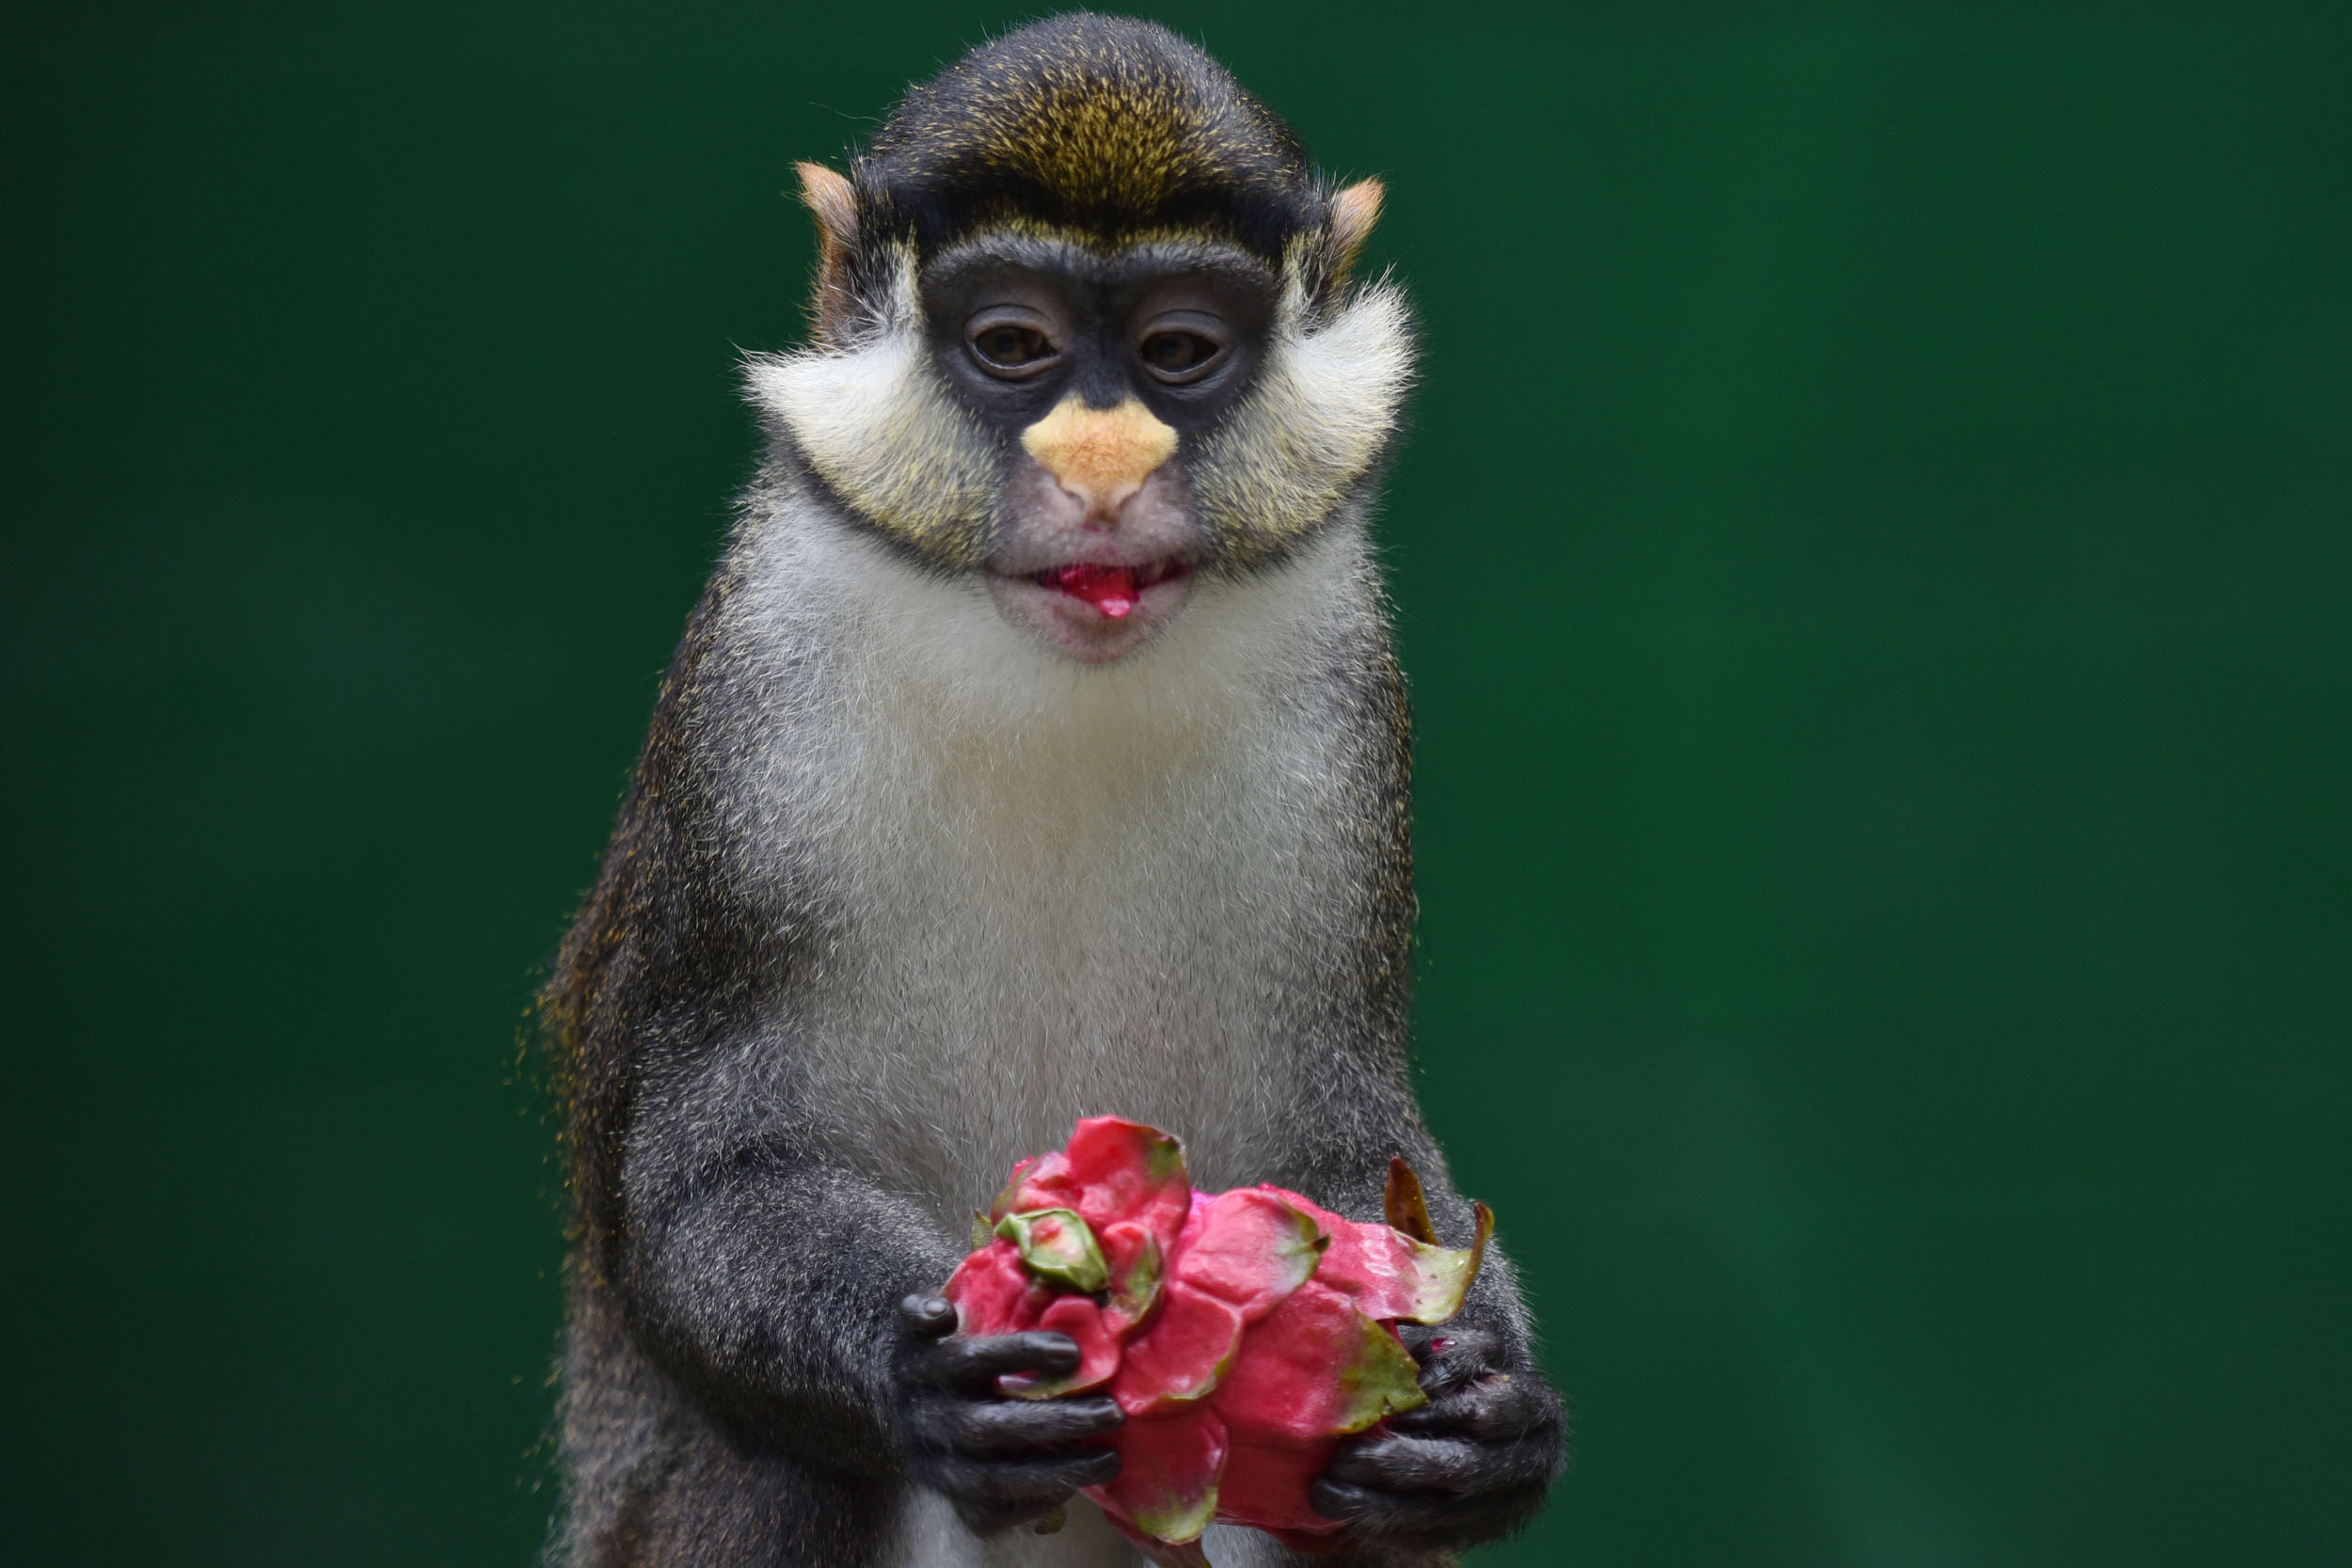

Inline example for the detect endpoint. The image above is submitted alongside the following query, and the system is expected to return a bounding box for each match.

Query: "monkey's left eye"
[969,323,1059,376]
[1137,330,1224,382]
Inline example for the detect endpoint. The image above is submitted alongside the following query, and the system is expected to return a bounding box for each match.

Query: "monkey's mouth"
[988,554,1195,663]
[1030,558,1191,620]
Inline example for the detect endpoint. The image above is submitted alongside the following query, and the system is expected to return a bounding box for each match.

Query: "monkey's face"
[745,16,1414,662]
[752,231,1413,666]
[920,238,1272,663]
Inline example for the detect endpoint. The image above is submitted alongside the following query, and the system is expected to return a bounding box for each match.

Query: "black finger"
[930,1332,1083,1386]
[1309,1477,1388,1524]
[1309,1477,1548,1547]
[934,1447,1121,1507]
[1326,1433,1561,1494]
[1389,1378,1559,1442]
[1417,1330,1503,1400]
[900,1295,959,1338]
[946,1395,1124,1452]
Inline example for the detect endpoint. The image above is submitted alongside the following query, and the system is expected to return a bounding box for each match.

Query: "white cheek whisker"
[745,252,1002,562]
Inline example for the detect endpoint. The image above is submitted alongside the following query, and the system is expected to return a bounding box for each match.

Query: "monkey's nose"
[1020,396,1178,518]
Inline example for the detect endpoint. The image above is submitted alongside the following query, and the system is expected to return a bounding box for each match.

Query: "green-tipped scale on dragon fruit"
[1171,1189,1329,1321]
[990,1118,1191,1251]
[994,1208,1110,1293]
[1111,1286,1246,1418]
[1279,1188,1495,1326]
[940,1117,1493,1561]
[1383,1154,1438,1243]
[1207,1280,1426,1445]
[1097,1408,1227,1550]
[1100,1221,1166,1333]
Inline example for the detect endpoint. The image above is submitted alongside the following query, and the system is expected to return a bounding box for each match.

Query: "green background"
[6,3,2347,1563]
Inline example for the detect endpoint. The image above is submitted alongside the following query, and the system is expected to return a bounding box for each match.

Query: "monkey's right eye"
[968,323,1059,376]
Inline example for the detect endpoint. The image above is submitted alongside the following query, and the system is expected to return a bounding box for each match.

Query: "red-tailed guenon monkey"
[544,15,1565,1566]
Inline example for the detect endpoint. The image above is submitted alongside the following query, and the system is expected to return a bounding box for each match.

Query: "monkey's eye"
[968,322,1059,376]
[1137,330,1224,382]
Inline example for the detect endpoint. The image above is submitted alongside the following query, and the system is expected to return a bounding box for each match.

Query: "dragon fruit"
[942,1118,1493,1565]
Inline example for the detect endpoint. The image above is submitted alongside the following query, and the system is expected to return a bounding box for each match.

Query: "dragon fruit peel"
[943,1117,1491,1561]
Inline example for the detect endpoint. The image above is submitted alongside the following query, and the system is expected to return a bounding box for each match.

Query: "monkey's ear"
[1327,178,1385,282]
[796,161,860,342]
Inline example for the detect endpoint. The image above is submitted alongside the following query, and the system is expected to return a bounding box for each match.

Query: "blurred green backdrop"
[5,3,2348,1563]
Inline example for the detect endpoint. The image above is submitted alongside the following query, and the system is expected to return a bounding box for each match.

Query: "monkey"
[540,15,1565,1567]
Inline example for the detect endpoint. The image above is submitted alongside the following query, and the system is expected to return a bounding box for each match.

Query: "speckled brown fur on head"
[852,14,1323,263]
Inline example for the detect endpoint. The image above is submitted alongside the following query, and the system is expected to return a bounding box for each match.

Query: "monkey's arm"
[1278,1066,1568,1555]
[555,736,1125,1526]
[610,1116,1120,1524]
[614,1137,945,1465]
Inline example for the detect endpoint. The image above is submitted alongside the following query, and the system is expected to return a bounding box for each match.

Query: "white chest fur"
[705,506,1377,1229]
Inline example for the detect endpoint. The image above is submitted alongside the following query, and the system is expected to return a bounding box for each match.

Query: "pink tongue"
[1054,563,1140,619]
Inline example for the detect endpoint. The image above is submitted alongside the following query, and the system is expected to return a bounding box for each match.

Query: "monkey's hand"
[1310,1323,1565,1552]
[891,1294,1124,1534]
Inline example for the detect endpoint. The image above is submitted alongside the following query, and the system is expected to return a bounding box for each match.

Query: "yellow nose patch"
[1020,396,1179,513]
